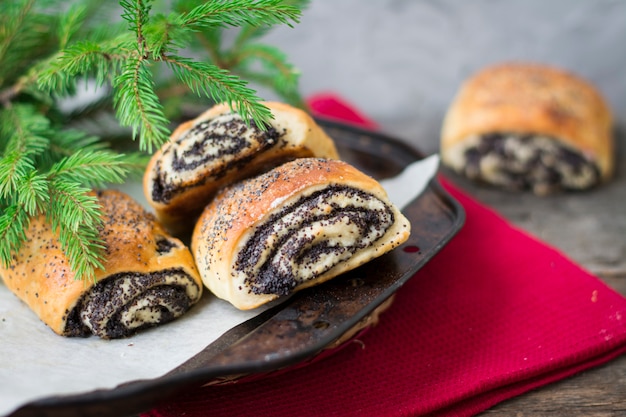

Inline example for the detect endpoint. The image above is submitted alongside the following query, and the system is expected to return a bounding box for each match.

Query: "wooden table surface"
[436,130,626,416]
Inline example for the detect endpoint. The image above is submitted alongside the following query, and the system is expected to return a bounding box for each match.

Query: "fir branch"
[180,0,301,31]
[49,150,128,188]
[46,128,147,178]
[41,0,304,150]
[0,0,57,88]
[16,171,49,215]
[0,0,308,282]
[180,1,308,108]
[38,41,125,94]
[47,129,109,157]
[232,0,309,49]
[112,151,152,180]
[48,180,102,236]
[164,55,272,126]
[47,180,106,282]
[1,104,51,156]
[0,204,31,269]
[0,0,36,84]
[144,13,188,58]
[0,152,35,201]
[0,106,138,279]
[119,0,152,54]
[232,43,303,106]
[113,56,170,152]
[57,219,105,282]
[58,3,87,49]
[0,104,50,198]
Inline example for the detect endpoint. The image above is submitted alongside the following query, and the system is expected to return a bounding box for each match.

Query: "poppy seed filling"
[234,186,395,296]
[152,113,281,203]
[64,269,200,339]
[449,132,600,194]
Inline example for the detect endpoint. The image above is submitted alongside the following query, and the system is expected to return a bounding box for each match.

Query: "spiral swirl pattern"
[192,158,411,310]
[151,113,280,203]
[235,186,395,296]
[64,269,201,339]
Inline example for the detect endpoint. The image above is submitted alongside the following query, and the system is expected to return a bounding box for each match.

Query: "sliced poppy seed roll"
[191,158,411,310]
[441,62,613,195]
[144,101,339,235]
[0,190,203,339]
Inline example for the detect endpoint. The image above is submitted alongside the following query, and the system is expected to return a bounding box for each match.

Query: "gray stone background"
[263,0,625,154]
[260,0,626,275]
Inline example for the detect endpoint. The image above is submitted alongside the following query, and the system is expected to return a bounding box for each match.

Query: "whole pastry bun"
[192,158,411,310]
[440,62,614,195]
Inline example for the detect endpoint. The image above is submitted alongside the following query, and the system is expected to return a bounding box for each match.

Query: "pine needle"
[113,56,170,152]
[165,55,273,126]
[49,149,129,188]
[179,0,301,30]
[232,43,303,106]
[16,171,49,215]
[0,204,31,268]
[0,0,307,281]
[58,3,87,49]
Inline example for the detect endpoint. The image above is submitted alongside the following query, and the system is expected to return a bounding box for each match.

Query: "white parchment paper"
[0,155,439,417]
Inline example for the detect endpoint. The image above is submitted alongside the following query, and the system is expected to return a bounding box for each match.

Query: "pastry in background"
[440,62,614,195]
[0,190,203,339]
[192,158,411,310]
[144,101,339,235]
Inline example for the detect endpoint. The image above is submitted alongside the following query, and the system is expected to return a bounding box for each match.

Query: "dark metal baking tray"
[7,119,465,417]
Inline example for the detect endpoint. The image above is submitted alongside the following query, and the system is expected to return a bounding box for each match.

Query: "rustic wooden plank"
[481,354,626,416]
[601,275,626,297]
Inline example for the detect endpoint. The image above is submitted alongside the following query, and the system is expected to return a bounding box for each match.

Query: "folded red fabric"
[144,95,626,417]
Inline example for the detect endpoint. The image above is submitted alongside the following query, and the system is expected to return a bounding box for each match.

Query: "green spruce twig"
[180,0,309,109]
[0,0,305,282]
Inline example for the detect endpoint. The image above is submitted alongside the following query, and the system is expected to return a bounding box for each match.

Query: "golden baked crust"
[144,101,339,235]
[0,189,202,338]
[192,158,411,310]
[441,62,614,181]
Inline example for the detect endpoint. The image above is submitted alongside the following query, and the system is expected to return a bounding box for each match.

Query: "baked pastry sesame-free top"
[192,158,411,310]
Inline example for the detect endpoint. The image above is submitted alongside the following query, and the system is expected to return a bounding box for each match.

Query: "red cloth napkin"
[144,95,626,417]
